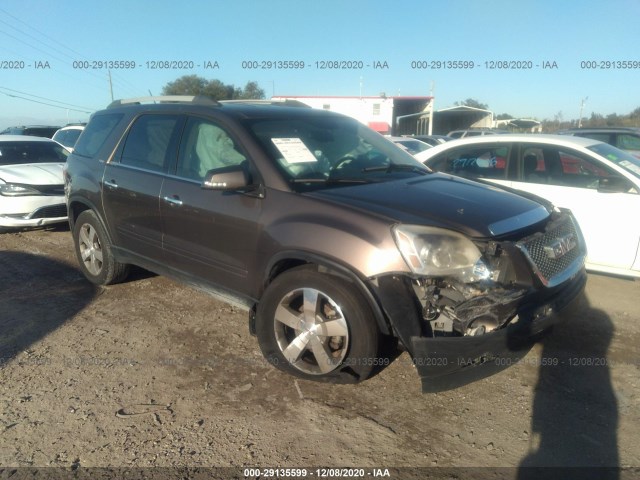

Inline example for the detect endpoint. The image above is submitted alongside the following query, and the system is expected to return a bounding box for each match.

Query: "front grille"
[33,184,65,196]
[516,214,585,287]
[30,204,68,219]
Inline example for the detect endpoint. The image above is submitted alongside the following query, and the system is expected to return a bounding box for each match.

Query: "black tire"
[256,265,381,384]
[73,210,129,286]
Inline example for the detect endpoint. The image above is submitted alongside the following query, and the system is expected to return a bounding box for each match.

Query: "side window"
[520,147,549,184]
[120,114,180,172]
[430,145,508,179]
[575,132,611,144]
[520,145,617,189]
[73,113,123,158]
[176,117,246,181]
[616,134,640,151]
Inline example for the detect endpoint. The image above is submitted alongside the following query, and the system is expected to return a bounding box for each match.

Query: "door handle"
[104,180,118,189]
[163,195,183,206]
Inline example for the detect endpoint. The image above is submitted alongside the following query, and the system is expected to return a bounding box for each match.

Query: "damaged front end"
[374,210,587,392]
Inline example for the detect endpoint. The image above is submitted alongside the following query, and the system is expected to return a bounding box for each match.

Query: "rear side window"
[429,145,509,179]
[119,114,180,172]
[617,134,640,150]
[74,113,123,158]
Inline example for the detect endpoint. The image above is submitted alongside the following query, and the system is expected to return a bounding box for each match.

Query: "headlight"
[393,224,490,281]
[0,183,41,196]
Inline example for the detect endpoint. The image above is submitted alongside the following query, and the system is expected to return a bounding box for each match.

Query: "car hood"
[306,173,550,238]
[0,163,65,185]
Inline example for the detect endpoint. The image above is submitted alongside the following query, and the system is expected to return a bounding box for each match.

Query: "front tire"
[256,265,381,383]
[73,210,129,286]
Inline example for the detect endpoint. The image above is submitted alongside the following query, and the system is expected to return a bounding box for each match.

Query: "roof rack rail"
[218,99,311,108]
[107,95,219,108]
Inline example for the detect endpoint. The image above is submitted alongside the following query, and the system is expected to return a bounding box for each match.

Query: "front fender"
[263,250,393,335]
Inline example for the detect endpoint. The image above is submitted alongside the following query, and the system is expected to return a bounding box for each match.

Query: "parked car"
[558,127,640,159]
[52,124,86,152]
[409,134,453,146]
[65,97,586,392]
[0,125,61,138]
[387,136,432,155]
[417,134,640,278]
[0,136,69,231]
[447,128,510,139]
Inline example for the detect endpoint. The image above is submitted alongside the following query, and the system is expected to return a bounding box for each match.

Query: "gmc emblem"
[544,233,577,260]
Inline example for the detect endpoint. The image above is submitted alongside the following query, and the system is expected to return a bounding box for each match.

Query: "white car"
[417,134,640,278]
[0,135,69,231]
[52,124,85,152]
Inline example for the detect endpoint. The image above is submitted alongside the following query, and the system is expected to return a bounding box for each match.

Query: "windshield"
[244,114,430,191]
[0,141,69,166]
[588,143,640,179]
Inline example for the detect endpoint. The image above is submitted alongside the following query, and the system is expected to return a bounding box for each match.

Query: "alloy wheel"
[273,287,349,375]
[78,223,103,276]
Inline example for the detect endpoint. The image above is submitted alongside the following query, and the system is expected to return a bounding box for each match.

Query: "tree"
[587,112,605,127]
[606,113,619,126]
[162,75,208,96]
[454,98,489,110]
[235,81,265,100]
[161,75,265,101]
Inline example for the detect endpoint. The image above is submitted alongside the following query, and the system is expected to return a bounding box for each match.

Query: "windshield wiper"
[290,177,371,184]
[361,164,431,174]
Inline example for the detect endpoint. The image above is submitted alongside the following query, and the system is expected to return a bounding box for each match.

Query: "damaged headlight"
[393,225,491,282]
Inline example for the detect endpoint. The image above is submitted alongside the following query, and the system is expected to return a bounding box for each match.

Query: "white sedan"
[416,134,640,278]
[0,135,69,231]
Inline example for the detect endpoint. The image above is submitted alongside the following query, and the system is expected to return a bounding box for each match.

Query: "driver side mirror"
[202,164,249,190]
[201,164,264,198]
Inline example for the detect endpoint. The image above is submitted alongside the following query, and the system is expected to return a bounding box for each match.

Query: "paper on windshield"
[272,138,317,164]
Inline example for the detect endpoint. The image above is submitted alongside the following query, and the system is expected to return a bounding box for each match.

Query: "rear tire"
[73,210,129,285]
[256,265,381,384]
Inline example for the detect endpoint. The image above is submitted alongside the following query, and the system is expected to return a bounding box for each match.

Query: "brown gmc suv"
[64,96,587,392]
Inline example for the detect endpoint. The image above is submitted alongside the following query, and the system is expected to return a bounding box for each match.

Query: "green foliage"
[541,106,640,132]
[162,75,265,101]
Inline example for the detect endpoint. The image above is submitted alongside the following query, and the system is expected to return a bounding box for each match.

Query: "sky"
[1,0,639,128]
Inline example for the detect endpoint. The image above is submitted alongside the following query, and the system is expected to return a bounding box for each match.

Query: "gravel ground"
[1,226,639,479]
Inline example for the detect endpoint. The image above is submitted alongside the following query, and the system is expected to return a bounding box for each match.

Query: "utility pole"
[578,96,588,128]
[108,70,114,102]
[428,81,435,135]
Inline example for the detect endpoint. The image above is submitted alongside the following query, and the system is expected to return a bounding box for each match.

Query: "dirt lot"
[1,226,639,478]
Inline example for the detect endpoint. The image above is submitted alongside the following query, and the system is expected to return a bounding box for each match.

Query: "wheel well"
[264,257,392,335]
[68,201,91,230]
[267,258,308,284]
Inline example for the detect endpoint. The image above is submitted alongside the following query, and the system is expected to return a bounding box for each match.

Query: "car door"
[101,113,183,260]
[426,143,512,189]
[160,115,263,295]
[510,143,640,271]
